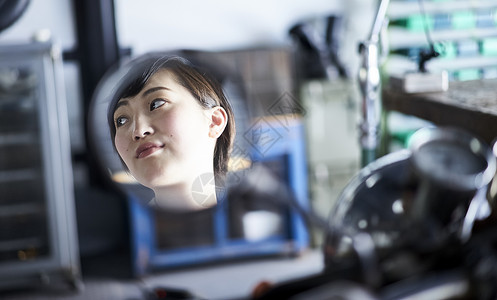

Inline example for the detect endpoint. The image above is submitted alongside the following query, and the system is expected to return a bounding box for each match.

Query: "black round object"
[410,127,495,191]
[324,150,413,266]
[0,0,30,34]
[324,127,497,284]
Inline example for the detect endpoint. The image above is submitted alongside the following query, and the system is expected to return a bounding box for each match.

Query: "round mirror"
[89,50,255,212]
[0,0,30,34]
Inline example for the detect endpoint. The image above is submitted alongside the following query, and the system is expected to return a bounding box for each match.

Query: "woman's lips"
[135,142,164,159]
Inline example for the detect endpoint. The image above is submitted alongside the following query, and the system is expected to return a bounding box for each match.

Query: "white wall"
[0,0,377,155]
[115,0,377,78]
[115,0,344,54]
[0,0,377,85]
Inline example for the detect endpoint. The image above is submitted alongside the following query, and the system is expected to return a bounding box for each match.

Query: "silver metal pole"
[358,0,390,166]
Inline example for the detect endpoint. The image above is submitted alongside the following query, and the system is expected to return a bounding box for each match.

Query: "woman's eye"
[115,116,128,127]
[150,99,166,111]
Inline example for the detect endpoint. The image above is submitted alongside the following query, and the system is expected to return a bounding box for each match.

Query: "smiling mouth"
[136,144,165,159]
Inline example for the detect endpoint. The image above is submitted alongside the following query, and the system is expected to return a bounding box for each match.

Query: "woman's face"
[113,69,221,190]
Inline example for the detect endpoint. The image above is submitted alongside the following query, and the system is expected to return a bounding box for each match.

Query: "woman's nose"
[133,117,153,140]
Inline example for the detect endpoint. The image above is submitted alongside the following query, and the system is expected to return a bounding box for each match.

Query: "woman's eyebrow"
[142,86,171,97]
[114,99,129,112]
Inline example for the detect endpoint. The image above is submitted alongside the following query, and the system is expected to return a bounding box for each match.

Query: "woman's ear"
[209,106,228,139]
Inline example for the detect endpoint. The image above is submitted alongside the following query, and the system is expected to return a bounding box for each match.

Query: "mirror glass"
[89,50,297,209]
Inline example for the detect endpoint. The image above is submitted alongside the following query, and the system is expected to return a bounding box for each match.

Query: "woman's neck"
[152,173,217,211]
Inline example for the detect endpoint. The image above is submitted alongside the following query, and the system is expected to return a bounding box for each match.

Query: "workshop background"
[1,0,496,299]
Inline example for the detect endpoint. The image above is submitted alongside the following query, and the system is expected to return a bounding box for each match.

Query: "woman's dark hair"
[107,54,235,177]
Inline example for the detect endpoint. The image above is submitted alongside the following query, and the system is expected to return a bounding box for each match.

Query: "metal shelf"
[0,203,45,218]
[0,237,46,253]
[0,169,39,183]
[0,42,80,291]
[385,54,497,74]
[0,133,38,146]
[388,0,497,19]
[387,27,497,49]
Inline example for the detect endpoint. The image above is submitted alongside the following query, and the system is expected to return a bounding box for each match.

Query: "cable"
[418,0,435,47]
[417,0,440,72]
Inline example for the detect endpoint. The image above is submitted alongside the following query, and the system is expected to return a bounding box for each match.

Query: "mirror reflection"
[107,55,234,211]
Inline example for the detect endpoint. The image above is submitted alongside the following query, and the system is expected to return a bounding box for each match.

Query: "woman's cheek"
[158,113,180,138]
[115,136,130,160]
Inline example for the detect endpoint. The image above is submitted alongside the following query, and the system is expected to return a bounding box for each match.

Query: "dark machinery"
[257,126,497,299]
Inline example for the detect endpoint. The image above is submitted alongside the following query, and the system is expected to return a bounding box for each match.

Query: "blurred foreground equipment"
[257,126,497,299]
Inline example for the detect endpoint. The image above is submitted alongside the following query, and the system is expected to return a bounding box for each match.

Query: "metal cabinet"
[0,42,81,290]
[385,0,497,80]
